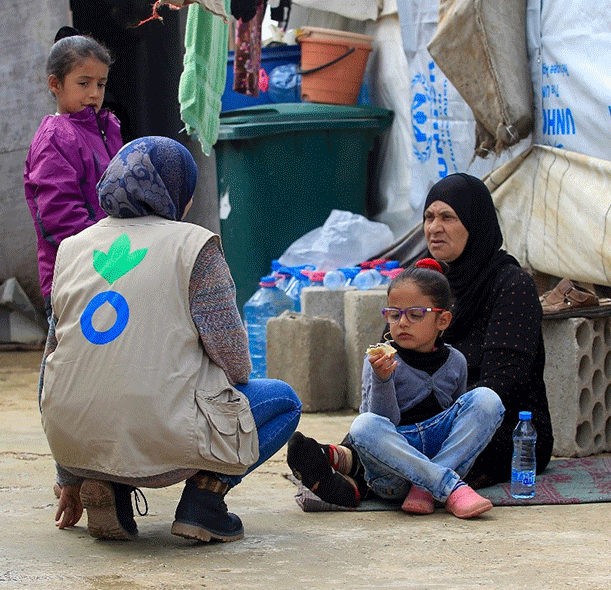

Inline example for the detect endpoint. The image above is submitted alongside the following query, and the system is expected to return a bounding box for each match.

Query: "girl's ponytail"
[47,31,112,83]
[54,26,80,43]
[389,258,453,310]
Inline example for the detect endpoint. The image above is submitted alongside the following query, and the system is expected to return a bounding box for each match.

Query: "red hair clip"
[415,258,444,274]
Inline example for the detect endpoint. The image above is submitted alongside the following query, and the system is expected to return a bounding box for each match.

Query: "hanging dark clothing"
[233,0,266,96]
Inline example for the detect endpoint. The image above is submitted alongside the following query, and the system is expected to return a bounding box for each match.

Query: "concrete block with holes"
[266,310,347,412]
[542,316,611,457]
[344,289,388,410]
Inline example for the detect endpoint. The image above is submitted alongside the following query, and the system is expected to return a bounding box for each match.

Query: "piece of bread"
[366,342,396,357]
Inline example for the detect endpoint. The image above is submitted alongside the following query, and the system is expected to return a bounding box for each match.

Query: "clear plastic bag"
[268,64,301,103]
[278,209,395,271]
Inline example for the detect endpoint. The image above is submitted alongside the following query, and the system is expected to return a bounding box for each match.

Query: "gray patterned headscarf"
[97,136,197,221]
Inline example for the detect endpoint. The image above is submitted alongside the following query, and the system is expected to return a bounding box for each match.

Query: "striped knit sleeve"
[189,238,251,384]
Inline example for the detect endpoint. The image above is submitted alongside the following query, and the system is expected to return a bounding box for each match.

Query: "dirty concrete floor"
[1,350,611,590]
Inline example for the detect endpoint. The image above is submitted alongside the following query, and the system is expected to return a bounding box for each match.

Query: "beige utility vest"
[41,215,258,478]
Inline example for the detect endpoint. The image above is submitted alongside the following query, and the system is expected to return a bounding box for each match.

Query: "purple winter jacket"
[24,106,123,300]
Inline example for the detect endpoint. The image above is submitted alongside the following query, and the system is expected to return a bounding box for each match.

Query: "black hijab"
[423,173,519,341]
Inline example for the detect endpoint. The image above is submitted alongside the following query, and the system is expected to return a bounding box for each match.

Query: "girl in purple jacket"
[24,27,123,316]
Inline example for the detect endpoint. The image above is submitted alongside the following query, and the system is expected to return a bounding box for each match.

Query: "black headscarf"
[423,173,519,341]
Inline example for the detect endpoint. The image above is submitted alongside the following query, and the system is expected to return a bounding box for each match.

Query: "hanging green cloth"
[179,1,230,155]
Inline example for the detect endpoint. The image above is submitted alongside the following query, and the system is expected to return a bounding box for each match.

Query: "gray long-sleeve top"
[359,345,468,426]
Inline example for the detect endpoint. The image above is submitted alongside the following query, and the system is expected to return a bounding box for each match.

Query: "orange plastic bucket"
[296,27,373,105]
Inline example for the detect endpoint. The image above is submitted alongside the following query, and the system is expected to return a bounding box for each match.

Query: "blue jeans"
[349,388,504,502]
[218,379,302,488]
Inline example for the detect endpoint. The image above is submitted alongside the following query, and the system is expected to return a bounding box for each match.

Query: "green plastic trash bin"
[214,103,394,313]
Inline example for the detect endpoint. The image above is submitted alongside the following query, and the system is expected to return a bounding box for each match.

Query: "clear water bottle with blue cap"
[243,275,294,379]
[511,410,537,498]
[273,266,293,293]
[323,269,347,290]
[341,267,361,288]
[353,268,384,290]
[285,267,310,312]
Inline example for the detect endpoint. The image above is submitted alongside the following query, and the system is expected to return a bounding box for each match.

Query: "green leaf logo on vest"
[81,234,148,345]
[93,233,147,284]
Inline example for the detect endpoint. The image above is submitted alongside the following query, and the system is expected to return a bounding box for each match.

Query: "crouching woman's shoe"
[80,480,145,540]
[171,475,244,543]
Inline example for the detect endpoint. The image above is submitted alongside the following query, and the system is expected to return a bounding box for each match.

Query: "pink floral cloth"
[233,0,266,96]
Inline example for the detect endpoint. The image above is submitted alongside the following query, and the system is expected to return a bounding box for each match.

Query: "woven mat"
[285,456,611,512]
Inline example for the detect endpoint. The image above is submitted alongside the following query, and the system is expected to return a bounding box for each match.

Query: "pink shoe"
[445,485,493,519]
[401,486,435,514]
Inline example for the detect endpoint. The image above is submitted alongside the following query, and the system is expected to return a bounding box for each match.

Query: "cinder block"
[301,286,347,330]
[344,290,388,410]
[266,310,347,412]
[542,316,611,457]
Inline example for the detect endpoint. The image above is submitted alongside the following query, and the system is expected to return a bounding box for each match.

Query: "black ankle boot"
[171,484,244,543]
[287,431,360,508]
[111,482,138,535]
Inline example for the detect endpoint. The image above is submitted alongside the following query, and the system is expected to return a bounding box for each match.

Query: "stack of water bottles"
[323,260,403,290]
[244,262,316,378]
[243,259,404,379]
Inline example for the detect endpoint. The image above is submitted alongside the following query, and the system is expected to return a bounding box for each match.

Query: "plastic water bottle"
[323,269,347,290]
[273,266,293,292]
[381,267,404,284]
[243,276,294,379]
[301,269,326,286]
[353,268,383,290]
[378,261,400,285]
[511,410,537,499]
[285,268,309,312]
[341,267,361,287]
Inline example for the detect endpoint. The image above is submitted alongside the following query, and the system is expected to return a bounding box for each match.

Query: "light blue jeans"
[219,379,302,488]
[349,388,504,502]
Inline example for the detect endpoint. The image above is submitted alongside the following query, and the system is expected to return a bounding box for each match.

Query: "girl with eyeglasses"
[287,258,505,518]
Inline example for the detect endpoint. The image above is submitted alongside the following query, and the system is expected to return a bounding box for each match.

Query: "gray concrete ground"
[2,350,611,590]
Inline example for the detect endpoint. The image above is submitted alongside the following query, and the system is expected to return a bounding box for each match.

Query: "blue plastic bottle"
[511,411,537,498]
[285,268,310,312]
[323,269,347,290]
[353,268,384,290]
[274,266,293,293]
[243,276,294,379]
[342,267,361,287]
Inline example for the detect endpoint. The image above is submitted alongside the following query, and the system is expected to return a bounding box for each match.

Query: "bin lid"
[216,103,393,140]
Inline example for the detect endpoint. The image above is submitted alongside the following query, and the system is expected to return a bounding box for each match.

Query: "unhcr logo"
[411,61,454,179]
[542,107,576,136]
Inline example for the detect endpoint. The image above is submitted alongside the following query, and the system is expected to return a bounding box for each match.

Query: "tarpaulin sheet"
[394,0,528,223]
[527,0,611,160]
[486,145,611,287]
[427,0,533,156]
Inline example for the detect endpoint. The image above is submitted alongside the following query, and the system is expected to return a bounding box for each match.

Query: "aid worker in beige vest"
[40,136,301,543]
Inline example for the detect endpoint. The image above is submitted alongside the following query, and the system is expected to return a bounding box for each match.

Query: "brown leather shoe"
[540,278,600,318]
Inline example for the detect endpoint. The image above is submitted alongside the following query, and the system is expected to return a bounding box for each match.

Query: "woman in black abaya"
[423,173,553,487]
